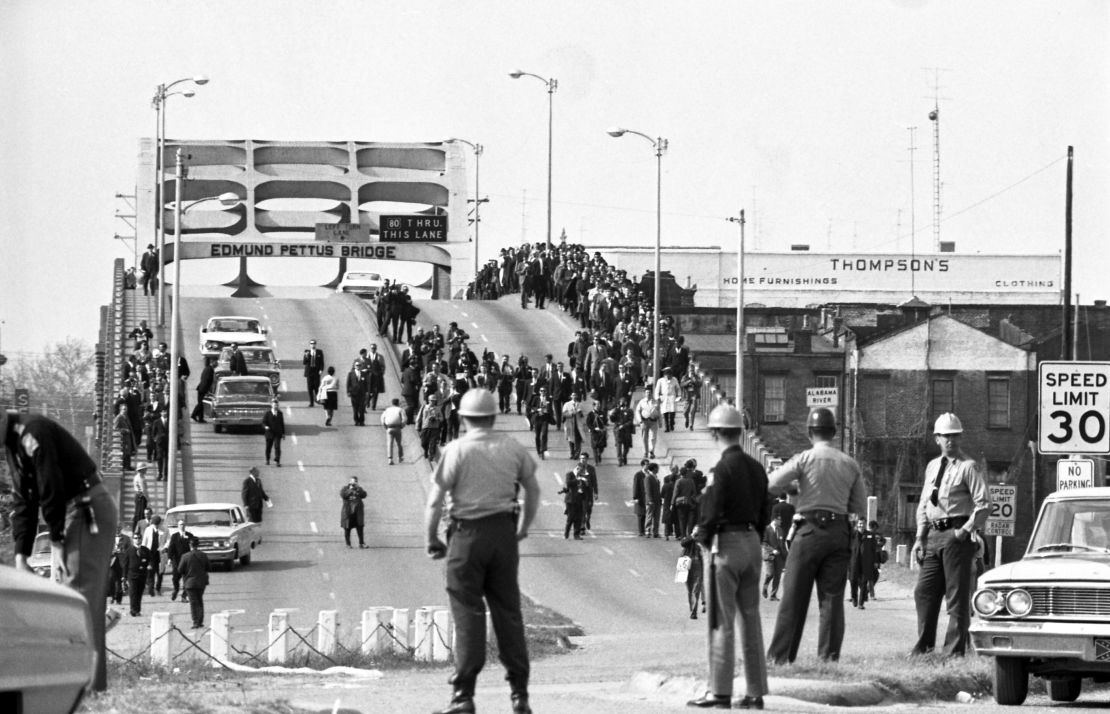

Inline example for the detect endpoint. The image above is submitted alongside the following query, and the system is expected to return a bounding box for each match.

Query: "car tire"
[226,547,238,571]
[993,656,1028,706]
[239,550,252,566]
[213,423,223,433]
[1047,677,1081,702]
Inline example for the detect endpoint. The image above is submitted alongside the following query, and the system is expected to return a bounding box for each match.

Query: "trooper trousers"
[445,512,529,697]
[706,531,768,698]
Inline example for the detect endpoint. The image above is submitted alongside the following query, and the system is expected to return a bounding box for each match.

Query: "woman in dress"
[318,366,340,426]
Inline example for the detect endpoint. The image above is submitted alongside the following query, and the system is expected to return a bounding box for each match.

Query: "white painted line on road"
[263,313,269,320]
[316,548,324,556]
[602,547,615,556]
[548,532,557,538]
[304,490,311,503]
[329,592,336,600]
[310,521,319,533]
[322,571,330,581]
[271,339,278,348]
[628,568,642,578]
[298,460,305,472]
[290,434,298,445]
[481,334,489,342]
[471,321,479,329]
[460,311,468,317]
[281,381,288,392]
[654,588,666,596]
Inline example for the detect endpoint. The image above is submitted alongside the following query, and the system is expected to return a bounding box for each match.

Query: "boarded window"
[815,374,838,389]
[862,376,888,434]
[931,378,954,418]
[988,377,1010,428]
[763,375,785,422]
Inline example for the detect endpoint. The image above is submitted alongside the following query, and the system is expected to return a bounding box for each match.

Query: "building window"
[815,374,838,389]
[988,378,1010,428]
[931,378,954,418]
[763,375,785,422]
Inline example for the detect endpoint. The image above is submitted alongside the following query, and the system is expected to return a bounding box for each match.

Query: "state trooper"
[765,407,867,665]
[424,389,541,714]
[688,405,770,709]
[2,409,120,691]
[910,412,988,658]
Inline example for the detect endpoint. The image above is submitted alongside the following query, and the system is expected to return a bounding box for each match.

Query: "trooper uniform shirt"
[432,428,536,519]
[768,442,866,517]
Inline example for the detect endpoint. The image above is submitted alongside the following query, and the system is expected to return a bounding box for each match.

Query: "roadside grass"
[768,652,994,702]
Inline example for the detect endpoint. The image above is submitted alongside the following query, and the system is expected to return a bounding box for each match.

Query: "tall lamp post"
[166,148,239,507]
[509,70,557,249]
[153,74,209,326]
[607,127,668,387]
[446,138,486,273]
[727,210,746,415]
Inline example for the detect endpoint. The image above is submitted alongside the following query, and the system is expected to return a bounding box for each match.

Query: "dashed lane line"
[602,547,615,556]
[304,490,311,503]
[460,311,468,317]
[321,571,329,581]
[310,521,319,534]
[654,588,666,596]
[290,434,298,445]
[471,321,479,329]
[298,460,305,472]
[629,568,642,578]
[481,334,489,342]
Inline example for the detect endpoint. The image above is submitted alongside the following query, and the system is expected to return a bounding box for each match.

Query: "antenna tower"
[926,68,950,252]
[907,126,917,295]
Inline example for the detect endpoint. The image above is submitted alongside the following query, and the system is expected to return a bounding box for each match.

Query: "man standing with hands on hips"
[765,407,867,665]
[262,399,285,467]
[910,412,988,658]
[242,466,271,523]
[303,339,325,407]
[424,389,541,714]
[687,404,770,710]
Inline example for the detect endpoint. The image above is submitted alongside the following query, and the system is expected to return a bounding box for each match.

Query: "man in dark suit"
[303,339,325,407]
[151,411,170,481]
[365,344,386,411]
[140,244,159,296]
[178,537,211,628]
[191,357,214,423]
[241,466,270,523]
[228,343,248,375]
[261,400,285,466]
[166,518,193,602]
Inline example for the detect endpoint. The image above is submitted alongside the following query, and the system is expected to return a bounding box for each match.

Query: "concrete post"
[317,610,338,657]
[361,607,393,656]
[896,543,909,566]
[268,610,290,664]
[391,608,411,655]
[150,612,172,667]
[432,608,451,662]
[414,607,434,662]
[866,495,878,524]
[210,612,232,665]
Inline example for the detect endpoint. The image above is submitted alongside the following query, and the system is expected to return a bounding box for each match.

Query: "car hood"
[186,525,241,538]
[981,555,1110,585]
[202,332,267,344]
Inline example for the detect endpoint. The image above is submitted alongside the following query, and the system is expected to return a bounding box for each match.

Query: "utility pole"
[1063,146,1074,360]
[907,126,918,296]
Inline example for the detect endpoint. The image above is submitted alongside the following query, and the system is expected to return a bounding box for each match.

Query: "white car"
[198,315,268,357]
[336,271,385,298]
[165,503,262,568]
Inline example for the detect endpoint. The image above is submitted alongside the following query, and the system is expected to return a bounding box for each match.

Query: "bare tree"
[6,337,97,437]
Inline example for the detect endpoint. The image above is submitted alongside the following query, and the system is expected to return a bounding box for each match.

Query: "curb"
[627,670,891,707]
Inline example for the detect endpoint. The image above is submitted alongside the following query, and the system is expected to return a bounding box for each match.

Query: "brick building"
[845,313,1036,558]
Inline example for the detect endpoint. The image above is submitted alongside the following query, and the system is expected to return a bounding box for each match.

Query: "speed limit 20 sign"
[1039,361,1110,455]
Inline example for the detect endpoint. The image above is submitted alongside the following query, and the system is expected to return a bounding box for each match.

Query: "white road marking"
[304,490,311,503]
[281,381,289,392]
[290,433,298,445]
[481,334,489,342]
[329,592,336,600]
[322,571,330,581]
[471,321,479,329]
[629,568,642,578]
[298,461,305,472]
[316,548,324,556]
[271,339,278,348]
[460,311,468,317]
[263,314,269,320]
[654,588,666,595]
[310,521,319,533]
[602,547,615,556]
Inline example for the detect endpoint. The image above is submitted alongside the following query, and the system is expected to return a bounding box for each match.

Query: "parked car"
[0,565,95,713]
[198,315,268,357]
[971,486,1110,705]
[202,375,275,432]
[336,271,385,298]
[26,531,57,580]
[165,503,262,568]
[214,345,282,388]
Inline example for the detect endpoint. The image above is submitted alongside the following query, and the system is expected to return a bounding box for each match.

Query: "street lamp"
[446,138,486,274]
[153,74,209,326]
[166,147,238,507]
[509,70,557,248]
[607,127,668,388]
[727,210,746,417]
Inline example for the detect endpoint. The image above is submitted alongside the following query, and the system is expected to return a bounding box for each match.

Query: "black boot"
[511,692,532,714]
[433,692,475,714]
[687,692,731,708]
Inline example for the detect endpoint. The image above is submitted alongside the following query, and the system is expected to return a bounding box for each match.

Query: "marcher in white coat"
[653,366,681,433]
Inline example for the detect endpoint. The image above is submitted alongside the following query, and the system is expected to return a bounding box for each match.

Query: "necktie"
[930,457,948,507]
[151,529,159,551]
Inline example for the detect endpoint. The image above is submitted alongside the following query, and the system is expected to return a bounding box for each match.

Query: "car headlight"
[973,588,1002,616]
[1005,589,1033,617]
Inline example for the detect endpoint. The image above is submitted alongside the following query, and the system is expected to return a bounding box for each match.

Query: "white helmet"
[458,389,498,418]
[707,405,744,430]
[933,412,963,435]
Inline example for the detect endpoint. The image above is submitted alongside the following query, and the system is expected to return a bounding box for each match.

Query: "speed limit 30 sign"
[1039,361,1110,455]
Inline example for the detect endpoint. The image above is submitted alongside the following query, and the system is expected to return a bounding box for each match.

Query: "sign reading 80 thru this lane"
[1039,361,1110,455]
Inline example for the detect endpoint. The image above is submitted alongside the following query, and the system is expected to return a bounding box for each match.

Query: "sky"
[1,0,1107,356]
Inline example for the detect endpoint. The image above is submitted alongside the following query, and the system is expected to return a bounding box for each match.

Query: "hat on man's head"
[249,466,260,476]
[147,244,155,249]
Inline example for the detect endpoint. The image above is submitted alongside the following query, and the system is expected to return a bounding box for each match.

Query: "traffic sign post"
[986,483,1017,568]
[1038,361,1110,455]
[14,387,29,414]
[1056,458,1095,491]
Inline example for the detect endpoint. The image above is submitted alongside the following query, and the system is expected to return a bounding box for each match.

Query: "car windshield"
[175,511,232,528]
[239,348,275,365]
[210,319,261,333]
[1028,498,1110,555]
[217,381,273,401]
[347,273,381,282]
